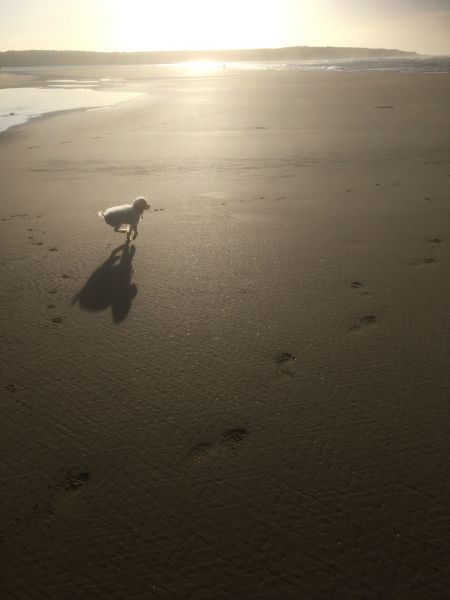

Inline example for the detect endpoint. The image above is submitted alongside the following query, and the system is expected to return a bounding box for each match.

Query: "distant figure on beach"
[98,196,150,240]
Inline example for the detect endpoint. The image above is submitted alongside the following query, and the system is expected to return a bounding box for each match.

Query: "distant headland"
[0,46,417,67]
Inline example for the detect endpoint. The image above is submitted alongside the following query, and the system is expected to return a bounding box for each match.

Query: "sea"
[240,55,450,73]
[1,56,449,134]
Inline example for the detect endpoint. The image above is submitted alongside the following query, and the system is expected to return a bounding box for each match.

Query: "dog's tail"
[97,211,105,220]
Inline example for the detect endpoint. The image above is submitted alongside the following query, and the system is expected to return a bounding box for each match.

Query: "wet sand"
[1,67,450,599]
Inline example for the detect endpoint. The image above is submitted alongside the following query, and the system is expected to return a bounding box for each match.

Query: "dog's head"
[133,196,150,212]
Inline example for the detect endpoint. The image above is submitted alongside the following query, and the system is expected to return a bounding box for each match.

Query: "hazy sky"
[1,0,450,55]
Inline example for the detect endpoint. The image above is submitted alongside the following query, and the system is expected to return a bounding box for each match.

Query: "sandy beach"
[1,66,450,599]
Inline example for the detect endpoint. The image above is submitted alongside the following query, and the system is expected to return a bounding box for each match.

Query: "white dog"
[99,197,150,240]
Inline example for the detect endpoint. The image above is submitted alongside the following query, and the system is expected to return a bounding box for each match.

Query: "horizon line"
[0,44,420,55]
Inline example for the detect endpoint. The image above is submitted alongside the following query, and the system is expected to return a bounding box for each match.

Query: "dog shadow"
[72,242,137,323]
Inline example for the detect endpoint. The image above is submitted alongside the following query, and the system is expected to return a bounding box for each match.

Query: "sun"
[109,0,282,52]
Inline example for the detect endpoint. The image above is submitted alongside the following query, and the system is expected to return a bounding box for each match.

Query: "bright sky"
[1,0,450,55]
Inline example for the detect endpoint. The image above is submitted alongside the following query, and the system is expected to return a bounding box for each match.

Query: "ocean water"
[0,84,140,133]
[238,55,450,73]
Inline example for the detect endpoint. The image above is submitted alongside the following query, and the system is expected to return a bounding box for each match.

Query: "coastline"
[1,67,450,598]
[0,76,142,134]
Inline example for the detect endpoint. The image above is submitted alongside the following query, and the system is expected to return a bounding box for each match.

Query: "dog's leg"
[132,224,138,240]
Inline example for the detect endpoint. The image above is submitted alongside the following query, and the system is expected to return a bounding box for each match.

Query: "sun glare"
[110,0,282,52]
[181,61,224,72]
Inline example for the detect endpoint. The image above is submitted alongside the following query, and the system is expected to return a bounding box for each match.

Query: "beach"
[1,65,450,598]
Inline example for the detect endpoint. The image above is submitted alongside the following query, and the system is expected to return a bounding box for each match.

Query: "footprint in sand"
[15,469,90,530]
[410,257,436,267]
[430,237,442,250]
[187,427,249,463]
[42,470,90,514]
[28,229,45,242]
[51,316,64,325]
[5,383,18,393]
[275,352,296,365]
[48,288,58,295]
[349,315,377,332]
[61,470,90,492]
[221,428,249,449]
[274,352,296,378]
[3,214,42,221]
[351,281,370,296]
[48,247,58,252]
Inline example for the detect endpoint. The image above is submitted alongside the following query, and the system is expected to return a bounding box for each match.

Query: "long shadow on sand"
[72,242,137,323]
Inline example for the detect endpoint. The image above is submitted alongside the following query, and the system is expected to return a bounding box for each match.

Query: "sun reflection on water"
[180,61,226,73]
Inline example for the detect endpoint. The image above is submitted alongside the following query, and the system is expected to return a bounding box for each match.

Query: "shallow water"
[0,86,140,133]
[238,56,450,73]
